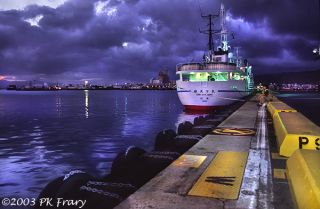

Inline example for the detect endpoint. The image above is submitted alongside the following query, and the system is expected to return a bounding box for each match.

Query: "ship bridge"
[176,62,245,82]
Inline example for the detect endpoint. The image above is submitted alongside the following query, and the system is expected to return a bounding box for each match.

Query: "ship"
[176,4,254,111]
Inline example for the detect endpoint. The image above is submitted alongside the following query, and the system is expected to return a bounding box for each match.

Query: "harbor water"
[0,90,205,198]
[277,93,320,126]
[1,90,319,199]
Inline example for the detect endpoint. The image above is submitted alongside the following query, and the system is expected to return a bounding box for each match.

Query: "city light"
[313,46,320,57]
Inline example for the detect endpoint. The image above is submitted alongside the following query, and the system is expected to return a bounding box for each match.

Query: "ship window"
[182,74,190,81]
[208,72,228,81]
[189,72,208,82]
[214,57,222,62]
[182,72,230,82]
[230,72,241,80]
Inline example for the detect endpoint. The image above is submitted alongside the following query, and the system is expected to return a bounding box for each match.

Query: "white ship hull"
[177,80,249,110]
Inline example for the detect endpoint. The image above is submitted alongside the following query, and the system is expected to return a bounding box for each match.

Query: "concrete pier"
[115,99,278,209]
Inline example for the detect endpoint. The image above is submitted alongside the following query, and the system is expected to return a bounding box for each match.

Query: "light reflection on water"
[85,90,89,118]
[0,90,205,198]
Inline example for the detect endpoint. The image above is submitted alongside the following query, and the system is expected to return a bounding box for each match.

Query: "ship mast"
[199,3,230,53]
[208,15,213,51]
[199,13,219,52]
[220,3,229,52]
[234,47,242,67]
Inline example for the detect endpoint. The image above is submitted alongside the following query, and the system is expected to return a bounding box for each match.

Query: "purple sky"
[0,0,319,84]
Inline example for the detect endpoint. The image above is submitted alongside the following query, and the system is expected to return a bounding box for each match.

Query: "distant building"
[150,70,170,85]
[150,78,161,84]
[7,85,17,90]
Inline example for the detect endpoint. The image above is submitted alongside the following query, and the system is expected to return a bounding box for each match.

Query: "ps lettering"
[298,137,309,149]
[316,138,320,150]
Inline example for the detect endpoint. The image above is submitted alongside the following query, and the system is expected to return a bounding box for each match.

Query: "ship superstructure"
[176,4,254,111]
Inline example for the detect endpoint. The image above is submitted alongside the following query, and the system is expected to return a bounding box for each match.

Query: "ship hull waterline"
[177,80,250,111]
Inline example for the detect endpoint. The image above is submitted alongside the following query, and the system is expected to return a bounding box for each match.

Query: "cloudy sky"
[0,0,319,84]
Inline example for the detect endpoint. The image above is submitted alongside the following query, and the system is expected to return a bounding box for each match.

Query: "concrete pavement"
[115,100,277,209]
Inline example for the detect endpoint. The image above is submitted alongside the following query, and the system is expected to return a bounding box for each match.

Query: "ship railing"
[176,62,202,71]
[176,62,237,72]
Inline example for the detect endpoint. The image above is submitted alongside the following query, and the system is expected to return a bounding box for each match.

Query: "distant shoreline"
[1,89,319,93]
[2,88,177,91]
[275,90,319,93]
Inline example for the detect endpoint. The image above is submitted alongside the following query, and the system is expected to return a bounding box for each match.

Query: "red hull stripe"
[184,105,222,111]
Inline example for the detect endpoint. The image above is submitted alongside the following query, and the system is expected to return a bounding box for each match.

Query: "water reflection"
[56,95,62,118]
[0,90,187,198]
[85,90,89,118]
[125,96,128,113]
[115,96,118,109]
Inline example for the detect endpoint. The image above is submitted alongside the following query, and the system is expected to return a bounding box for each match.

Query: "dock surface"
[115,100,281,209]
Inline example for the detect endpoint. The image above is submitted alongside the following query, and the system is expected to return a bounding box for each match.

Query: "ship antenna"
[196,0,204,17]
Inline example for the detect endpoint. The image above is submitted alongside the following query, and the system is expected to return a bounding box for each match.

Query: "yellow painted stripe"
[271,152,287,160]
[188,151,248,200]
[212,128,256,136]
[267,102,297,118]
[273,169,286,179]
[173,154,207,168]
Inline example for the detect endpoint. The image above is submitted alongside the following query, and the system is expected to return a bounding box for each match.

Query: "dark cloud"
[224,0,319,40]
[223,0,320,74]
[40,2,93,30]
[0,0,319,83]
